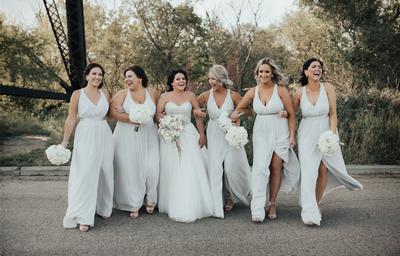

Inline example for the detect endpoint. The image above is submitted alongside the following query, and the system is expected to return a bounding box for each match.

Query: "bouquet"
[218,112,249,148]
[45,144,71,165]
[317,130,342,155]
[158,114,184,156]
[129,104,152,131]
[225,126,249,148]
[218,111,234,132]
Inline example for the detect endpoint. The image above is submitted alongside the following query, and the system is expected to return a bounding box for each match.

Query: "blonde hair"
[254,58,284,84]
[209,64,233,88]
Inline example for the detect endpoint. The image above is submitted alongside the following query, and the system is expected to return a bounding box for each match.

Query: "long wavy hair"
[254,58,284,85]
[299,58,324,86]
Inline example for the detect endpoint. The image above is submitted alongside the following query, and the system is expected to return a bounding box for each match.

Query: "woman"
[233,58,300,223]
[196,64,251,218]
[293,58,363,226]
[110,65,160,219]
[62,63,114,232]
[157,69,213,222]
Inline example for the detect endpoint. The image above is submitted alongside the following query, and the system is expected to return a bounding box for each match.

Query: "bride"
[156,69,213,222]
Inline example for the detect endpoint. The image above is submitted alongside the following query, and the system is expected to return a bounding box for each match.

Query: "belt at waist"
[256,113,280,117]
[302,115,328,120]
[79,118,106,122]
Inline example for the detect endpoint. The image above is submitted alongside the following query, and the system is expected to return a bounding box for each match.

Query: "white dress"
[298,83,363,225]
[63,89,114,228]
[251,84,301,221]
[206,89,251,218]
[158,101,213,222]
[113,89,159,211]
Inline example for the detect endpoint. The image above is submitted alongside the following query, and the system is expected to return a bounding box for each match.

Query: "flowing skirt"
[207,119,251,218]
[251,115,300,221]
[63,119,114,228]
[158,123,213,222]
[113,121,159,211]
[298,116,363,225]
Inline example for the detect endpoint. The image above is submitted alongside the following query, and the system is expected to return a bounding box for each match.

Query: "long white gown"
[206,89,251,218]
[298,83,363,225]
[251,84,300,221]
[158,101,213,222]
[63,89,114,228]
[113,89,159,211]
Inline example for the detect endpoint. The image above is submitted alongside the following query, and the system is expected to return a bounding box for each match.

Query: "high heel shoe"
[79,224,89,232]
[224,192,234,212]
[129,208,139,219]
[266,201,277,220]
[146,203,156,214]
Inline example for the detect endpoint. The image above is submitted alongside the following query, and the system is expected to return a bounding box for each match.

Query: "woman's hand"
[289,136,296,148]
[155,112,166,123]
[129,120,140,125]
[278,110,288,118]
[230,111,242,122]
[193,108,207,119]
[61,141,68,148]
[199,134,206,148]
[114,105,125,113]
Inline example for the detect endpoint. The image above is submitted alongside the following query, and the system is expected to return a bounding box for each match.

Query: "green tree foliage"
[277,10,355,92]
[299,0,400,88]
[123,0,210,87]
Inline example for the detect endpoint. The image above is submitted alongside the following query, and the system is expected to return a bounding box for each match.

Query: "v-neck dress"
[113,89,160,211]
[250,84,301,221]
[206,89,251,218]
[298,83,363,225]
[63,89,114,228]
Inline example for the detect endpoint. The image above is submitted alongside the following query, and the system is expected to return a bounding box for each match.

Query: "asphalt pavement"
[0,174,399,256]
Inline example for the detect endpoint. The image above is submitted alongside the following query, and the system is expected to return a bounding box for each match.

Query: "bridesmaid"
[293,58,363,226]
[62,63,114,232]
[232,58,300,223]
[110,65,160,219]
[196,64,251,218]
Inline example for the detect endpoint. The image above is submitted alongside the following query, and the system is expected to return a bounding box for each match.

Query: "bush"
[337,93,400,164]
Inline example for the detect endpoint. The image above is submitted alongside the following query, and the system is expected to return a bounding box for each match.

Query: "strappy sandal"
[266,201,277,220]
[224,192,234,212]
[79,224,89,232]
[145,203,156,214]
[129,208,139,219]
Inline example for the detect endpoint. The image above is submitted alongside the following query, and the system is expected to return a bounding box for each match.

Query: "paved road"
[1,175,399,256]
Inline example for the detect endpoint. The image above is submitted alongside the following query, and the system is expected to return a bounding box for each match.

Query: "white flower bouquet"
[317,130,342,155]
[225,126,249,148]
[158,114,184,143]
[218,112,248,148]
[218,111,234,132]
[129,104,152,131]
[45,144,71,165]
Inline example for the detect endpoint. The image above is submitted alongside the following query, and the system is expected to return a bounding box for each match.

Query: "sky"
[0,0,297,29]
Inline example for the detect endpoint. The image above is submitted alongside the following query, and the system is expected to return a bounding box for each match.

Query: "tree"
[123,0,210,87]
[299,0,400,88]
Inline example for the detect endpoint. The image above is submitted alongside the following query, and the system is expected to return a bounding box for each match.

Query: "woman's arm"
[279,86,297,147]
[193,91,208,119]
[231,88,255,121]
[190,92,206,147]
[109,89,132,123]
[325,83,338,133]
[155,93,168,123]
[61,90,80,147]
[293,87,302,113]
